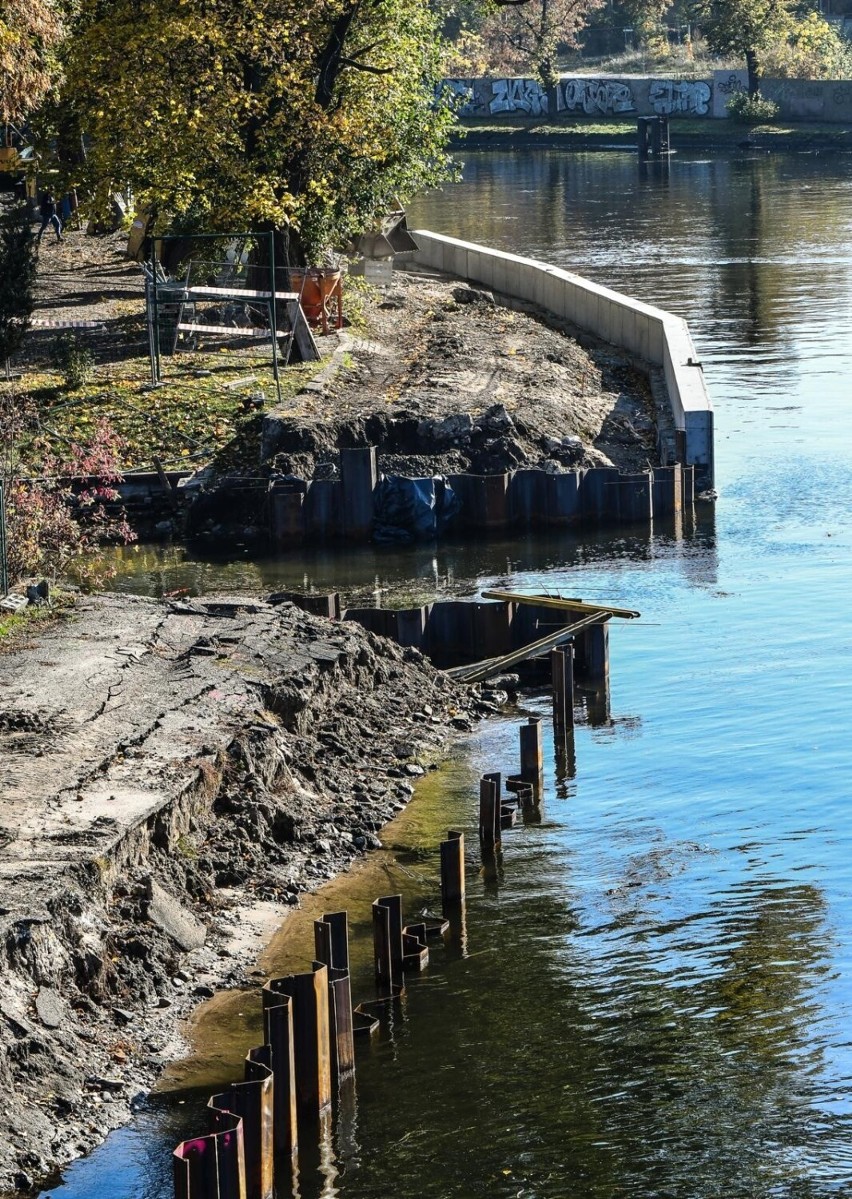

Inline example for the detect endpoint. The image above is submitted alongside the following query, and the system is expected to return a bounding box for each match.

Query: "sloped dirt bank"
[0,593,491,1196]
[260,269,659,483]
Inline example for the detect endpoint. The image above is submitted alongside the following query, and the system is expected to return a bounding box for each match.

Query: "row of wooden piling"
[269,448,695,549]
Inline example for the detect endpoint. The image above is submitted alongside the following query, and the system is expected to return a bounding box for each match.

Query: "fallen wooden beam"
[445,612,608,684]
[480,589,640,620]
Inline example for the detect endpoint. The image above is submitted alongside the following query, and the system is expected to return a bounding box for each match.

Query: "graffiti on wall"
[489,78,548,115]
[557,78,635,115]
[649,79,711,115]
[440,75,720,119]
[442,78,478,116]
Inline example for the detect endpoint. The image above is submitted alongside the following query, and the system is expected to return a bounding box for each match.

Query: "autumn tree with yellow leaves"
[61,0,458,262]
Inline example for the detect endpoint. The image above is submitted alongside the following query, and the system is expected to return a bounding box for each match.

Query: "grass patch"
[7,341,321,474]
[0,590,76,651]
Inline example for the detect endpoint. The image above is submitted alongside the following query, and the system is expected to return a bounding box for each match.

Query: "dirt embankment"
[261,270,659,482]
[0,594,494,1197]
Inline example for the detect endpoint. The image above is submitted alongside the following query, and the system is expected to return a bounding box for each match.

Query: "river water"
[47,148,852,1198]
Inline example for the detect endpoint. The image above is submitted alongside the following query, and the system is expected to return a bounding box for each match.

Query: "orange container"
[289,268,343,334]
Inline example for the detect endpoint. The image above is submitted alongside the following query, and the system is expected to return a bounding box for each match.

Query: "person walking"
[37,191,63,242]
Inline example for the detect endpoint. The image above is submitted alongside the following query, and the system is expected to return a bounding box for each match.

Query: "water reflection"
[99,506,718,609]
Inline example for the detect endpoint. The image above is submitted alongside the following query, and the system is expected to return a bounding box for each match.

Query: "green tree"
[478,0,604,89]
[62,0,458,265]
[691,0,793,94]
[0,205,36,380]
[0,0,63,123]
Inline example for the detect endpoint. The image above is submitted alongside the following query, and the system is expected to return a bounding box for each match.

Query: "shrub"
[726,91,779,124]
[0,391,135,586]
[52,332,95,390]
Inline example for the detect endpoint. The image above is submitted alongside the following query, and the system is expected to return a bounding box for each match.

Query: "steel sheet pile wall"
[171,830,470,1199]
[170,662,615,1199]
[269,447,695,550]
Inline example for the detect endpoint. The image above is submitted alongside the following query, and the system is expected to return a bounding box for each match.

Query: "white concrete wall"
[410,230,714,488]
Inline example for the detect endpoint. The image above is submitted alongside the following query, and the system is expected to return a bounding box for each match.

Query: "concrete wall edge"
[410,229,714,488]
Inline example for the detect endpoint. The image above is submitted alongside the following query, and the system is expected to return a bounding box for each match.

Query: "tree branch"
[339,56,393,74]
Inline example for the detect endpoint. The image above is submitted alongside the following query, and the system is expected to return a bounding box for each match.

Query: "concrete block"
[145,879,206,950]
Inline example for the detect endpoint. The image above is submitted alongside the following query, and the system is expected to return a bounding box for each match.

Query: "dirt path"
[20,220,659,481]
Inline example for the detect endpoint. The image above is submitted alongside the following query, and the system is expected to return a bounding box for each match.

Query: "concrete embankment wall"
[410,231,714,489]
[444,72,852,124]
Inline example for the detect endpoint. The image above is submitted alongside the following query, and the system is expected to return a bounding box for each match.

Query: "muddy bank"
[260,269,658,482]
[0,593,495,1197]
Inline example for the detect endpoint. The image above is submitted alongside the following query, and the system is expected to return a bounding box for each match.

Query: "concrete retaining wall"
[410,231,714,488]
[444,75,714,119]
[445,73,852,125]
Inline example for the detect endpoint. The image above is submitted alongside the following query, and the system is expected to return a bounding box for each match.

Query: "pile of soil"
[0,593,496,1197]
[262,271,659,480]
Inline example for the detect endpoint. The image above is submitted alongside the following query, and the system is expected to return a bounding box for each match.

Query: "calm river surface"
[50,149,852,1198]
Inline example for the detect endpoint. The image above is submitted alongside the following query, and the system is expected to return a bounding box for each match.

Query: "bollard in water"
[260,983,298,1158]
[519,717,544,794]
[478,773,501,846]
[266,965,332,1119]
[440,830,466,909]
[314,913,355,1083]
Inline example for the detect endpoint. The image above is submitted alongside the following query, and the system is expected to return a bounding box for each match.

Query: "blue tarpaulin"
[373,475,461,543]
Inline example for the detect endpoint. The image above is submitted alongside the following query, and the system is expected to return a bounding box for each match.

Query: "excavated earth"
[0,593,492,1197]
[260,268,662,480]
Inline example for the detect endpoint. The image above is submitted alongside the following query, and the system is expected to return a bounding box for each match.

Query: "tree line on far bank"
[2,0,851,266]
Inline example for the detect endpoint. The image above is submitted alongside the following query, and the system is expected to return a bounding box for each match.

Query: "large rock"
[143,880,206,951]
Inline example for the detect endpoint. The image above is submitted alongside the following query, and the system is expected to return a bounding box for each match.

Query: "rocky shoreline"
[0,593,499,1197]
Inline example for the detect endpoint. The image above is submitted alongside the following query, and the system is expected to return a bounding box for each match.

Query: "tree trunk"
[746,48,759,97]
[248,226,307,294]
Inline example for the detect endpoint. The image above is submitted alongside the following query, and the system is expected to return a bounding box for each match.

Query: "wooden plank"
[444,612,608,684]
[176,323,286,338]
[481,588,640,620]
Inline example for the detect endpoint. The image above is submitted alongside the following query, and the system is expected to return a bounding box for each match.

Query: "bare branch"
[339,56,393,74]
